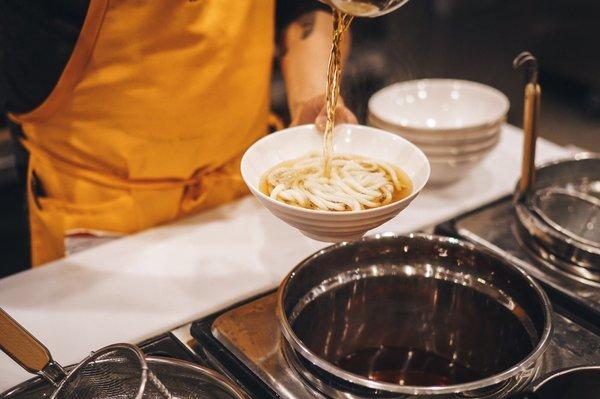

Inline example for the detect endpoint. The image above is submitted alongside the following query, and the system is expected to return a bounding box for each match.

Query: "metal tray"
[190,292,600,399]
[435,195,600,328]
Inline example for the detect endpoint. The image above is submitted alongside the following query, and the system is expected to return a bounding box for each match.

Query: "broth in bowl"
[259,152,413,211]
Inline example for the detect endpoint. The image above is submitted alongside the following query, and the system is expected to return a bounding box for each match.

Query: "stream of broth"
[258,8,414,211]
[322,10,353,177]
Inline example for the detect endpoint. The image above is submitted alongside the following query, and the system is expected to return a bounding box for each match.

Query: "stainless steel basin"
[277,234,553,398]
[515,154,600,277]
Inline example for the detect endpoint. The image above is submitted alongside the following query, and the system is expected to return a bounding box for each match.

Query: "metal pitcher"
[321,0,411,17]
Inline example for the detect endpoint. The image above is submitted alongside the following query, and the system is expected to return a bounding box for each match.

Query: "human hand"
[290,94,358,131]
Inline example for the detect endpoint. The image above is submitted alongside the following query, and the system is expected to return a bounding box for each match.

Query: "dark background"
[1,0,599,277]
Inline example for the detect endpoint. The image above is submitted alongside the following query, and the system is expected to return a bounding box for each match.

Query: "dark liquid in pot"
[290,275,537,387]
[336,346,482,386]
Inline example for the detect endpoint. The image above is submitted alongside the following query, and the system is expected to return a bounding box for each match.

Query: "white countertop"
[0,125,573,391]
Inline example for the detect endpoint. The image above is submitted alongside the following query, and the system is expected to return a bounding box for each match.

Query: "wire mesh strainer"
[512,51,600,277]
[532,187,600,248]
[50,344,172,399]
[1,356,248,399]
[0,308,171,399]
[146,357,247,399]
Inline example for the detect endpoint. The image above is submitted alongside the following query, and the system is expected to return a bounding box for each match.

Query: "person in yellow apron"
[1,1,356,266]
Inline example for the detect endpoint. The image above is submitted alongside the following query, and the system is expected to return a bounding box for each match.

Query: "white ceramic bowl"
[241,124,430,242]
[368,114,502,146]
[368,79,508,186]
[415,130,500,157]
[368,79,509,134]
[370,115,501,156]
[428,151,491,185]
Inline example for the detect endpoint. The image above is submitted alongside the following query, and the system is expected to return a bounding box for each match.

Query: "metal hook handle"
[513,51,538,85]
[513,51,541,199]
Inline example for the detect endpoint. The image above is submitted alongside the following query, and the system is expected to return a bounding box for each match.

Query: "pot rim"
[276,233,554,395]
[514,153,600,262]
[532,365,600,392]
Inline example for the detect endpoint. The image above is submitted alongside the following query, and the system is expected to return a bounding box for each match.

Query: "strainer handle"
[0,307,56,375]
[513,51,541,198]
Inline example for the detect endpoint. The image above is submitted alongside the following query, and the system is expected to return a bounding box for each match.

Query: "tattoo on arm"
[279,11,320,58]
[297,11,317,39]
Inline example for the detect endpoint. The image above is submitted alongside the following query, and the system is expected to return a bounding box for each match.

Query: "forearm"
[280,10,351,120]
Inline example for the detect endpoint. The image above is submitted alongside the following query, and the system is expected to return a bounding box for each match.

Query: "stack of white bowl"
[368,79,509,185]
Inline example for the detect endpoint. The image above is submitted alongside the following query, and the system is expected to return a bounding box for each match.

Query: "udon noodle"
[260,152,412,211]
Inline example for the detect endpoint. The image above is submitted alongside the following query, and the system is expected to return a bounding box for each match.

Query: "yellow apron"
[10,0,275,266]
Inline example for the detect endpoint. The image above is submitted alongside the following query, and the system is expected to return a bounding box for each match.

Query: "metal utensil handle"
[0,307,66,385]
[520,81,541,195]
[513,51,541,198]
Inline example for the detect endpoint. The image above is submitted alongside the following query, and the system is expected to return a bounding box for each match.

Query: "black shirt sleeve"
[0,0,88,114]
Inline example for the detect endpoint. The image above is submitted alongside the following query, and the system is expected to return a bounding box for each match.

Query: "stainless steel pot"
[277,234,553,398]
[507,365,600,399]
[514,154,600,278]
